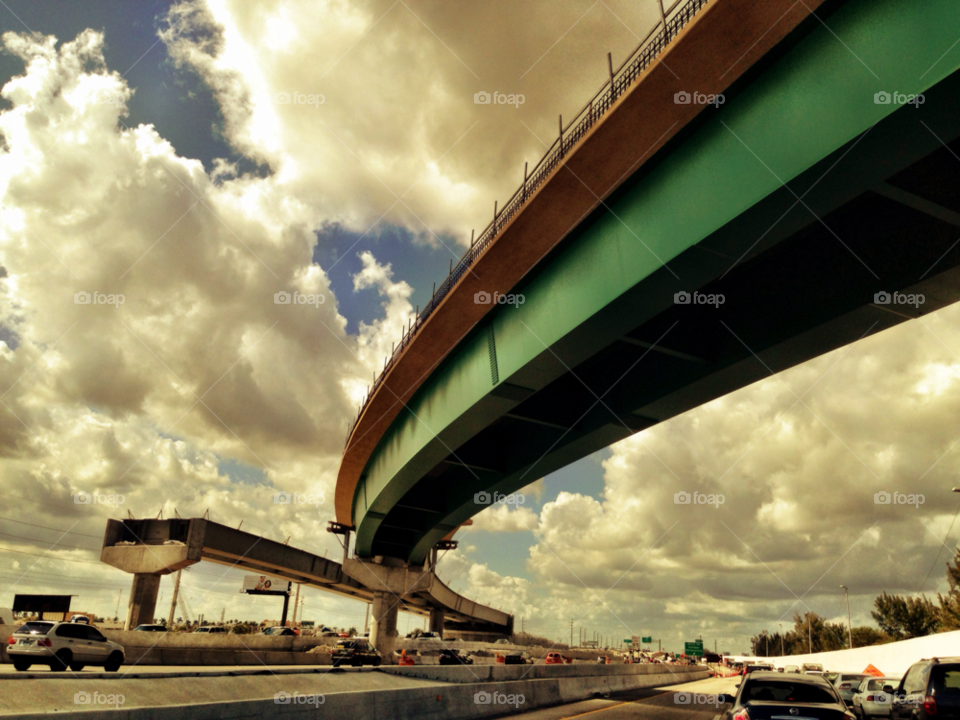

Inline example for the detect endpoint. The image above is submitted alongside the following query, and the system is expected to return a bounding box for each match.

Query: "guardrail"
[346,0,713,447]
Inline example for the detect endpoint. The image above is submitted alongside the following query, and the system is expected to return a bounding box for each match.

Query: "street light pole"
[841,585,853,648]
[779,623,784,656]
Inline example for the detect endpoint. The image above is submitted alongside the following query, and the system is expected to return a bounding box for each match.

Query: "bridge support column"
[370,591,398,663]
[125,573,161,631]
[429,608,444,638]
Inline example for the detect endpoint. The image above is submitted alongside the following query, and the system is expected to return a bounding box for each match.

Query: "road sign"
[642,636,652,643]
[684,642,704,656]
[624,639,632,644]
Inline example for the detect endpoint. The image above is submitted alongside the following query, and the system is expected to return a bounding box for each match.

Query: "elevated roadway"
[100,518,511,640]
[337,0,960,564]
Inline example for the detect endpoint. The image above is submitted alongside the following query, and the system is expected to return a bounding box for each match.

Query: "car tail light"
[733,709,750,720]
[7,637,14,645]
[866,694,875,701]
[37,639,51,647]
[923,695,937,715]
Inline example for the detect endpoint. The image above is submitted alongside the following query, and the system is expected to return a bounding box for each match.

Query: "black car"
[331,638,381,667]
[890,657,960,720]
[723,671,856,720]
[260,626,297,636]
[504,651,532,665]
[438,649,473,665]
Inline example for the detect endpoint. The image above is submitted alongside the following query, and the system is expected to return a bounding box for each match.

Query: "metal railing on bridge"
[347,0,712,447]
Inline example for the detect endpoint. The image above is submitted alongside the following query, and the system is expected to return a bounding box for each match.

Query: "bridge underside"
[351,0,960,564]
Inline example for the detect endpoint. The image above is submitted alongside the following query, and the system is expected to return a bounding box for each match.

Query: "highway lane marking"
[561,690,672,718]
[562,702,632,718]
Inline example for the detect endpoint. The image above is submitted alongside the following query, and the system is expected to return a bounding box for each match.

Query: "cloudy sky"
[1,0,959,653]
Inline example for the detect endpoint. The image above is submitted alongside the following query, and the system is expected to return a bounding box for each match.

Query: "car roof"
[746,671,830,684]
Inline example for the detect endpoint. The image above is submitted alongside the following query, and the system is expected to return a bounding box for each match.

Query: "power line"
[918,497,960,593]
[0,530,99,552]
[0,543,102,564]
[0,515,103,538]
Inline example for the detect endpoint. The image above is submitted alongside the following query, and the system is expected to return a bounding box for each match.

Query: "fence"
[347,0,713,447]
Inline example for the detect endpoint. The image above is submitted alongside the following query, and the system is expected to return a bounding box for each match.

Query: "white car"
[852,676,900,719]
[7,621,125,672]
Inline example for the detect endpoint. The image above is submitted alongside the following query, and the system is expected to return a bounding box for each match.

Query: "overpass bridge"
[100,517,512,653]
[337,0,960,564]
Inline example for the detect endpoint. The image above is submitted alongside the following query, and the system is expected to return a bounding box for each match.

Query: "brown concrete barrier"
[0,665,712,719]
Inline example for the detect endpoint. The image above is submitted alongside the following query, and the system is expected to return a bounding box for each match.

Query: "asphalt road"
[490,675,739,720]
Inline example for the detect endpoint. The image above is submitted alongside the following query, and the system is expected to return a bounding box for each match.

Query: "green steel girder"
[353,0,960,563]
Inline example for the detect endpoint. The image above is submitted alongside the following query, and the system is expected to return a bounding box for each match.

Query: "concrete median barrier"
[0,662,708,718]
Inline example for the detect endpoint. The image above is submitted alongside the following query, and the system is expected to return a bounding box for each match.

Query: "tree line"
[750,548,960,656]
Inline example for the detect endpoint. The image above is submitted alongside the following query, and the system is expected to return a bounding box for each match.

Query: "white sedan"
[852,676,901,719]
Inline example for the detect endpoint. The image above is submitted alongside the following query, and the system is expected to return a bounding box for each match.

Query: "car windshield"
[839,674,869,684]
[931,666,960,696]
[744,681,837,704]
[15,622,53,635]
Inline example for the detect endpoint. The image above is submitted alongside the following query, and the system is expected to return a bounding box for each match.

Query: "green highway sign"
[684,641,704,656]
[642,636,652,643]
[624,639,632,644]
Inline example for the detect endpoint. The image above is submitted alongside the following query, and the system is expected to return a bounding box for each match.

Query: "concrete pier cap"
[100,519,203,629]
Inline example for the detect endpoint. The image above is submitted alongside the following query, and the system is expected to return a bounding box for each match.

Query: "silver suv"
[7,621,125,672]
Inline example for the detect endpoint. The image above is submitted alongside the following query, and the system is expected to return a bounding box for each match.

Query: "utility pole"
[569,620,573,647]
[115,589,123,621]
[291,584,301,626]
[364,603,370,633]
[841,585,853,648]
[779,623,784,656]
[808,613,812,654]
